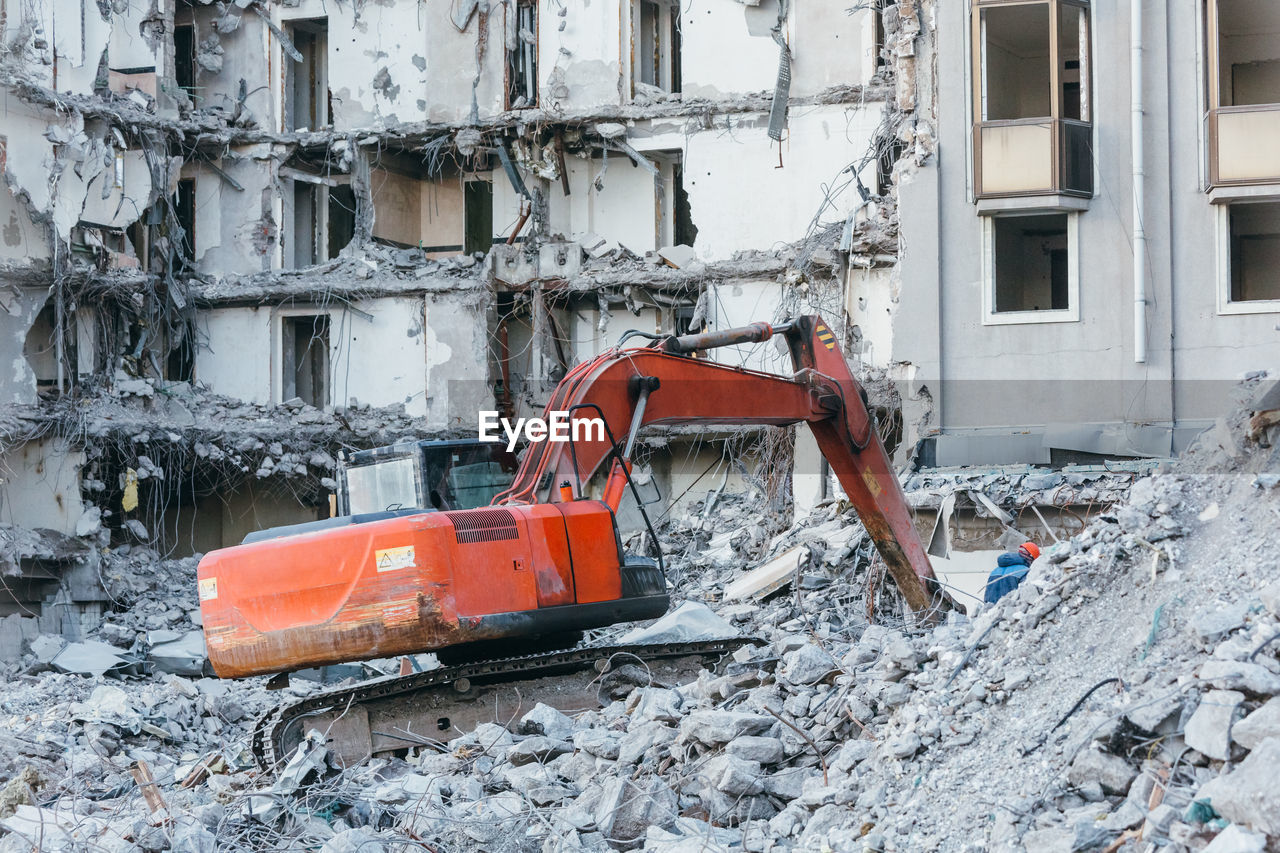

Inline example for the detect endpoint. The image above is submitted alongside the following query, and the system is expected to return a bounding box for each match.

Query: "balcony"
[970,0,1092,206]
[974,118,1092,199]
[1209,105,1280,187]
[1206,0,1280,189]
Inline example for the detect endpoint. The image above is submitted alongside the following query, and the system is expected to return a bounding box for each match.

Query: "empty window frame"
[173,24,196,96]
[290,181,320,268]
[971,0,1092,198]
[162,319,197,382]
[280,314,330,407]
[1205,0,1280,186]
[174,177,195,272]
[286,18,329,131]
[1220,201,1280,310]
[632,0,681,94]
[506,0,537,109]
[286,175,352,268]
[464,180,494,255]
[983,212,1079,323]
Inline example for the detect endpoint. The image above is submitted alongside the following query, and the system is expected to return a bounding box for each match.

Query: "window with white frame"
[982,212,1080,323]
[1218,200,1280,312]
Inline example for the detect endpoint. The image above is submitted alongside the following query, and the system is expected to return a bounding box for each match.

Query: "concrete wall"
[632,106,884,263]
[845,266,897,371]
[424,290,493,431]
[184,149,277,275]
[894,0,1279,465]
[0,439,86,535]
[157,0,892,133]
[0,92,154,249]
[196,294,473,422]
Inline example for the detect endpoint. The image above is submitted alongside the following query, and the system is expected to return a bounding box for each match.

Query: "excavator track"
[250,637,761,771]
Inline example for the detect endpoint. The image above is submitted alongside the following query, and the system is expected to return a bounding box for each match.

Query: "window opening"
[1228,201,1280,303]
[281,314,330,407]
[992,213,1070,313]
[506,0,538,108]
[286,18,329,130]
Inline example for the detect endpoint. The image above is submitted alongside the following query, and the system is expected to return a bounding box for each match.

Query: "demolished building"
[5,0,1277,658]
[0,0,898,657]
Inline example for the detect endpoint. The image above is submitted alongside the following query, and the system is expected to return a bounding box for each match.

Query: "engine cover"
[198,501,658,678]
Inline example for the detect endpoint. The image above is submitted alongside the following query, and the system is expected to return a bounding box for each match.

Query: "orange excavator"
[197,316,943,767]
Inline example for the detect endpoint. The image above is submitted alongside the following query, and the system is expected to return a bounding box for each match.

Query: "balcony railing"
[973,118,1093,199]
[1209,104,1280,187]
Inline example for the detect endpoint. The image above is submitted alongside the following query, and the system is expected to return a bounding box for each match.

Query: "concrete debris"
[723,546,805,601]
[1197,737,1280,836]
[148,629,208,676]
[1202,824,1268,853]
[616,601,738,645]
[1185,690,1246,760]
[0,398,1272,853]
[1232,696,1280,750]
[50,640,134,677]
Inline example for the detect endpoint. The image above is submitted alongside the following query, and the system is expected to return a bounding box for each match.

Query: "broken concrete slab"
[723,546,805,602]
[50,640,132,677]
[616,601,738,645]
[658,245,698,269]
[149,630,208,676]
[1232,697,1280,750]
[679,710,773,746]
[1067,749,1138,796]
[594,776,678,850]
[1185,690,1245,760]
[1197,737,1280,836]
[1198,660,1280,696]
[1203,824,1267,853]
[781,643,838,685]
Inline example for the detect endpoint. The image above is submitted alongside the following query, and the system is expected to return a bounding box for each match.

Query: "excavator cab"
[339,439,520,515]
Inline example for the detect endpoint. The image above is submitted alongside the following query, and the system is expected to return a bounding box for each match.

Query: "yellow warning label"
[198,577,218,601]
[816,324,837,351]
[861,468,882,497]
[376,545,416,573]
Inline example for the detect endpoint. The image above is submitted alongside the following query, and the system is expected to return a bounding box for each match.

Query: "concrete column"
[792,427,826,515]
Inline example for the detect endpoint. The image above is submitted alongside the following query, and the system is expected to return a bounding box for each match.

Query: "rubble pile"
[1,384,1278,851]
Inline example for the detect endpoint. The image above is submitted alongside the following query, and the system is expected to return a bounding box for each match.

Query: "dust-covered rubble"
[0,382,1278,851]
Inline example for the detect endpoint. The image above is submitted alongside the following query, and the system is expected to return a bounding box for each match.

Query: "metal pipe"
[622,382,654,460]
[506,197,532,245]
[1131,0,1147,364]
[662,321,793,354]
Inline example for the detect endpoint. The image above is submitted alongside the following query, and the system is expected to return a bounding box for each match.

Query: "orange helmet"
[1018,542,1041,561]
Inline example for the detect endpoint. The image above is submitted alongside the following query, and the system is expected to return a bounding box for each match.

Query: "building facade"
[890,0,1280,465]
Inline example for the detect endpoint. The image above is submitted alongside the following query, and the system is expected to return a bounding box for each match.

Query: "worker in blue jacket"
[983,541,1040,604]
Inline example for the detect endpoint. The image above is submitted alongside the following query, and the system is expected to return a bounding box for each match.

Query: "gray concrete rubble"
[0,380,1271,852]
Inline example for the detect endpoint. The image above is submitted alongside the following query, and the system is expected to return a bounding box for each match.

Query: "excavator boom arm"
[494,316,939,613]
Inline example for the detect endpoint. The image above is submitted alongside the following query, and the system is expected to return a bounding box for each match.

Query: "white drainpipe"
[1131,0,1147,364]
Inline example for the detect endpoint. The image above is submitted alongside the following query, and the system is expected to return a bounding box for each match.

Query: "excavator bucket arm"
[493,316,941,614]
